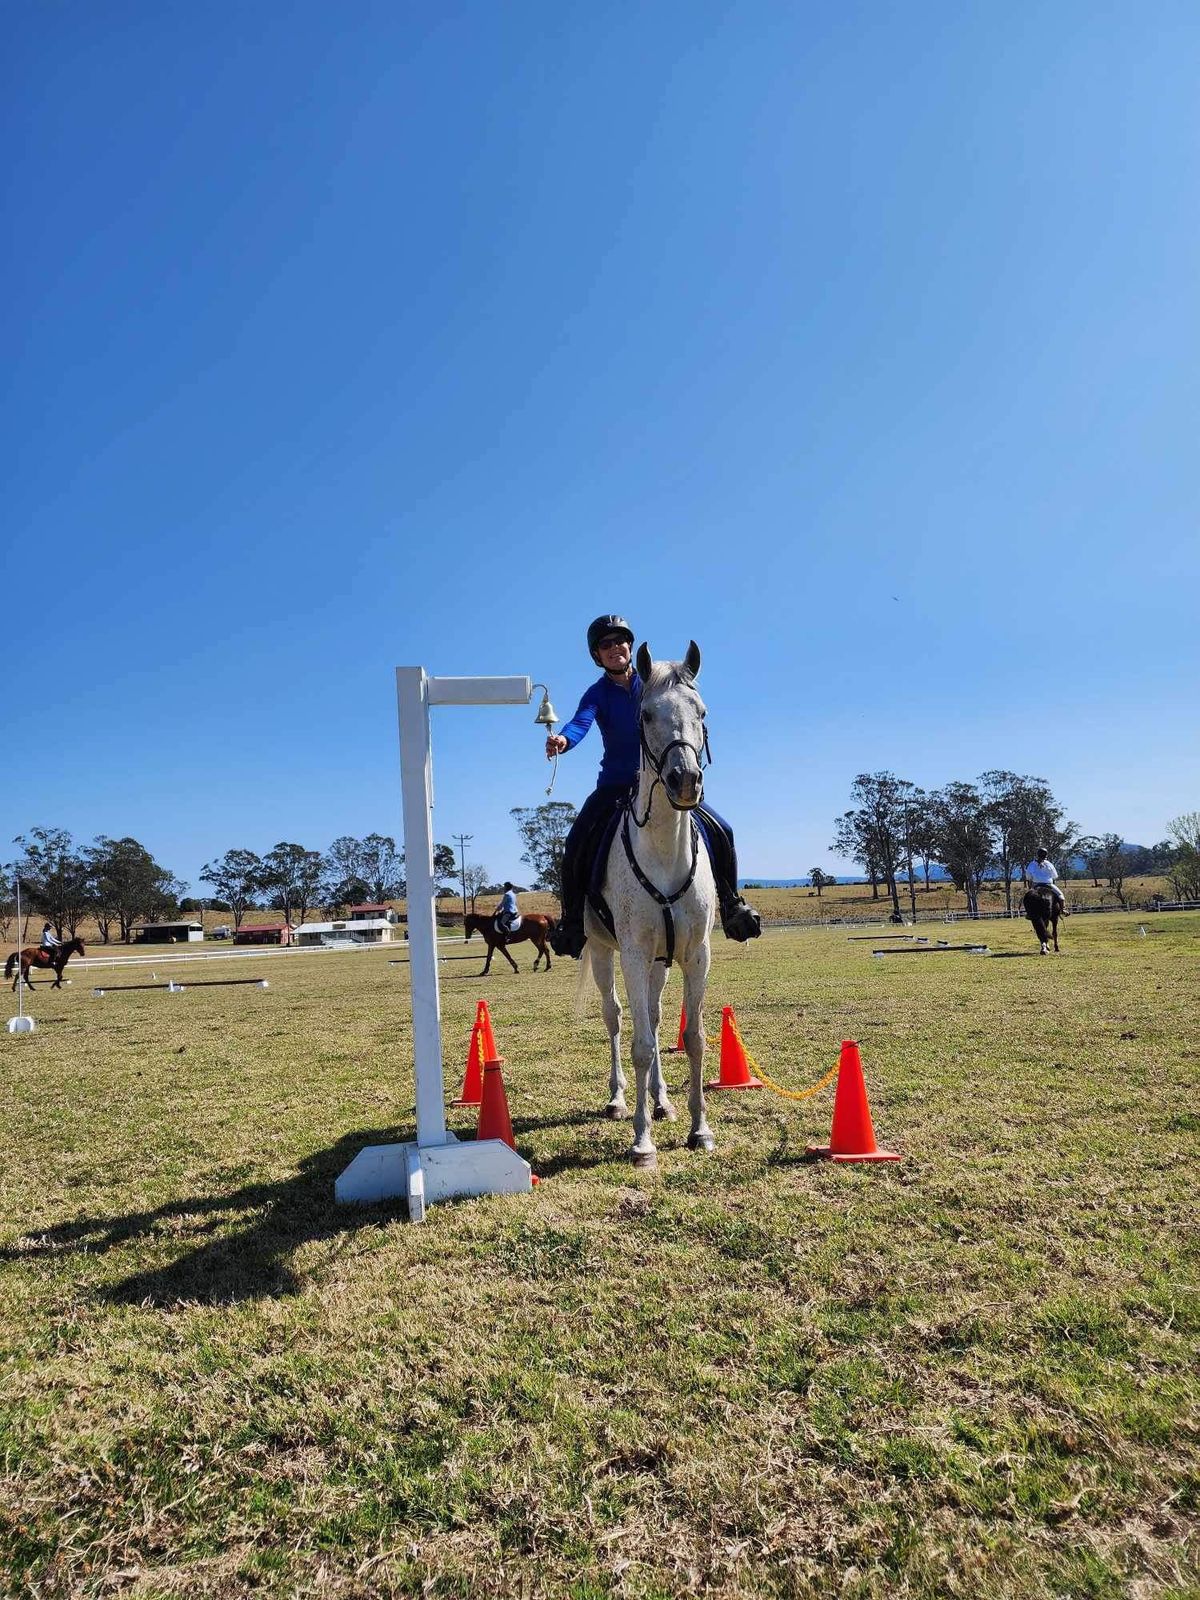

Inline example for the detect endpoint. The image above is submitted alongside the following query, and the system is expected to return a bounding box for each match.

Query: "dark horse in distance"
[1022,884,1063,955]
[463,913,557,975]
[6,937,87,992]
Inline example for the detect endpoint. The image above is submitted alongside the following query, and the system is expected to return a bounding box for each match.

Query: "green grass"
[1,913,1197,1597]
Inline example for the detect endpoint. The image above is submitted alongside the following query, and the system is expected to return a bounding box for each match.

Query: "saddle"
[493,913,522,938]
[33,949,54,967]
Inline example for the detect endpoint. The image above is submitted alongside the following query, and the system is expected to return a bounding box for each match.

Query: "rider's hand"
[546,734,567,758]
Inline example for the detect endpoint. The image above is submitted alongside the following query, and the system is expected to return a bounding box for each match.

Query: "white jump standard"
[335,669,537,1221]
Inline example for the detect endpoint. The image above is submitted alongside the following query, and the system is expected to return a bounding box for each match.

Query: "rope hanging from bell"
[532,684,559,796]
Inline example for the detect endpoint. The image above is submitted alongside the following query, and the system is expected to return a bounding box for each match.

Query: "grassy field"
[2,913,1197,1598]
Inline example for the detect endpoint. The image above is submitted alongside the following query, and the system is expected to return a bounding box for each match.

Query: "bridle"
[629,718,712,829]
[621,696,714,966]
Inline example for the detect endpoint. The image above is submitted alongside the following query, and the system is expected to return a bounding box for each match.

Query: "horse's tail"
[3,953,13,978]
[572,944,594,1020]
[544,915,557,933]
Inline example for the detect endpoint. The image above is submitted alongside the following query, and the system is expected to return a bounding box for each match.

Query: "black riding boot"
[548,786,627,960]
[719,885,762,942]
[697,804,762,941]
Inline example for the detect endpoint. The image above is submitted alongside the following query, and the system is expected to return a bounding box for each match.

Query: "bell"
[533,686,558,728]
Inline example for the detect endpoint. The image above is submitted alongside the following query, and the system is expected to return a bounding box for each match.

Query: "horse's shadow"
[0,1127,413,1309]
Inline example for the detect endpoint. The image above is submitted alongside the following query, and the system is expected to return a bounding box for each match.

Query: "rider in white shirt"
[39,922,60,950]
[1026,849,1069,914]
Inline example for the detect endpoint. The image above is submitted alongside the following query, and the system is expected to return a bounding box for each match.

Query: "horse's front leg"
[620,953,658,1168]
[681,945,714,1153]
[591,946,625,1119]
[500,942,519,973]
[648,962,676,1122]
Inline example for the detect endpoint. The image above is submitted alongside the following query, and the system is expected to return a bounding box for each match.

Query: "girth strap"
[620,807,700,967]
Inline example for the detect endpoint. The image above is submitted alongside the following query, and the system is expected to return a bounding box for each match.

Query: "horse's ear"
[681,640,701,683]
[636,643,652,681]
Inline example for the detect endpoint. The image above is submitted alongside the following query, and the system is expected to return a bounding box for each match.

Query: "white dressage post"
[7,877,36,1035]
[335,668,536,1220]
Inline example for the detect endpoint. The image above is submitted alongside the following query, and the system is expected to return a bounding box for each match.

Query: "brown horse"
[1022,884,1062,955]
[463,912,556,975]
[5,937,87,991]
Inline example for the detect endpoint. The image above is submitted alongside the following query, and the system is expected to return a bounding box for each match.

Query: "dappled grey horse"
[578,641,718,1169]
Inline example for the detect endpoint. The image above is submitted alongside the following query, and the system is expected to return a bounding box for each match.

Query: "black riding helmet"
[587,614,635,665]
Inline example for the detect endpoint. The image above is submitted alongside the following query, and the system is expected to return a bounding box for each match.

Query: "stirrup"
[721,900,762,942]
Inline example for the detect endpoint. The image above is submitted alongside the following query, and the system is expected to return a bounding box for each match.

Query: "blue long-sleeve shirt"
[558,671,643,787]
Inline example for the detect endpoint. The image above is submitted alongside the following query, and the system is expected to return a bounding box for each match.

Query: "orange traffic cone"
[666,1003,686,1054]
[476,999,499,1063]
[451,1019,486,1107]
[706,1006,764,1090]
[806,1041,900,1163]
[476,1057,515,1149]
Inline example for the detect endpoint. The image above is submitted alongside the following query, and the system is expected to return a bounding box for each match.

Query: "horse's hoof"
[653,1101,677,1122]
[605,1104,628,1121]
[686,1132,716,1153]
[631,1150,658,1171]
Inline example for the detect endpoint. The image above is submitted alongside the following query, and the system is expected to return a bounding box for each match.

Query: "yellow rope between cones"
[687,1011,840,1104]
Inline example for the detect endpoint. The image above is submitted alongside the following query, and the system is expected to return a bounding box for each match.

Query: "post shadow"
[0,1126,416,1308]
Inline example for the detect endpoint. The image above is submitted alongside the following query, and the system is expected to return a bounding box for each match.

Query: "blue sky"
[4,1,1197,892]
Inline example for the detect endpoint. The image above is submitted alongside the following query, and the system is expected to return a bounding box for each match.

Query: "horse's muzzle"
[665,766,703,809]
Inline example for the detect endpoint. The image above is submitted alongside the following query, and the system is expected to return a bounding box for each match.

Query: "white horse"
[579,641,718,1169]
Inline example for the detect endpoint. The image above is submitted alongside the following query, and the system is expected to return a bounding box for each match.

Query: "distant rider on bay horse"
[39,922,61,960]
[1026,848,1069,914]
[546,613,762,960]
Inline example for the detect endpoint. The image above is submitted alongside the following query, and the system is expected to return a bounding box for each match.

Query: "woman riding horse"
[6,936,86,991]
[462,912,556,975]
[546,614,760,960]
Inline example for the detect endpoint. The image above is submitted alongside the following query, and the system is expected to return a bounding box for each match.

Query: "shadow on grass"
[988,951,1043,959]
[0,1126,419,1308]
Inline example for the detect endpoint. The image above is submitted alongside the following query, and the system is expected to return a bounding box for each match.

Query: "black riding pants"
[559,785,743,923]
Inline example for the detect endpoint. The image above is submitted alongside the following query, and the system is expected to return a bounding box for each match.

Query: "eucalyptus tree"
[200,849,264,931]
[929,783,994,917]
[358,834,406,902]
[87,836,186,942]
[836,773,918,921]
[511,801,577,900]
[980,772,1074,913]
[258,843,327,928]
[10,827,92,937]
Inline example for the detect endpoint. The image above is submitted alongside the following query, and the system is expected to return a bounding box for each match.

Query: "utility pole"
[452,833,473,930]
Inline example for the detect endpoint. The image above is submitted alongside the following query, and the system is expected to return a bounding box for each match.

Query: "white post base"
[7,1016,36,1034]
[335,1137,533,1222]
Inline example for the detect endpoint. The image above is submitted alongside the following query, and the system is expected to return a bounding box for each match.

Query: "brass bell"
[532,685,558,728]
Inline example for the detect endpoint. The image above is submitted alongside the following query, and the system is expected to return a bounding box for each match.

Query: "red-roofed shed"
[234,924,292,945]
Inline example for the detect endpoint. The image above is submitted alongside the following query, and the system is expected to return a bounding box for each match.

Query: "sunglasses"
[598,636,627,650]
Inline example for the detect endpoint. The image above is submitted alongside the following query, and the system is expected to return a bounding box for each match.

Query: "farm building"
[233,924,292,946]
[293,917,399,947]
[133,921,204,944]
[348,903,400,923]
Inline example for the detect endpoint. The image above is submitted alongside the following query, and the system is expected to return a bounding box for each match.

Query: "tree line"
[2,828,516,942]
[830,772,1200,918]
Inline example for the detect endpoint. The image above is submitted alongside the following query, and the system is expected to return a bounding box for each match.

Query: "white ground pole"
[7,877,36,1035]
[335,669,536,1220]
